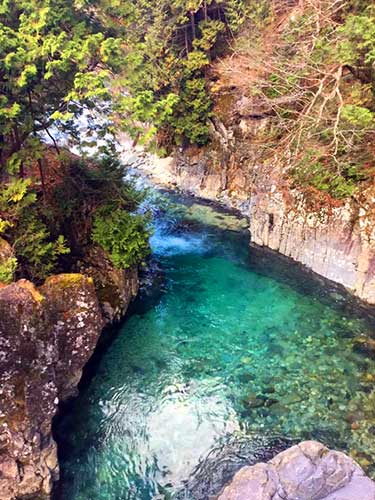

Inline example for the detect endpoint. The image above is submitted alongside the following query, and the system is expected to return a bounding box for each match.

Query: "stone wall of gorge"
[137,95,375,305]
[0,245,139,500]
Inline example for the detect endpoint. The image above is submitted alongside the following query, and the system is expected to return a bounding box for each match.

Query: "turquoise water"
[56,192,375,499]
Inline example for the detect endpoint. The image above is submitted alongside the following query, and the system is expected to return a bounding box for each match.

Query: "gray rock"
[78,245,139,325]
[218,441,375,500]
[0,276,103,500]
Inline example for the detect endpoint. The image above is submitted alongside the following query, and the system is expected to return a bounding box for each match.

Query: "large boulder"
[0,275,103,500]
[218,441,375,500]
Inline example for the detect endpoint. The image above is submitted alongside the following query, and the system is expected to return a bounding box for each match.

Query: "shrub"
[92,209,150,269]
[0,257,17,284]
[14,216,70,281]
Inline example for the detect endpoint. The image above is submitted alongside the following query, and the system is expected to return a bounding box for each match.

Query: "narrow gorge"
[136,94,375,306]
[1,1,375,499]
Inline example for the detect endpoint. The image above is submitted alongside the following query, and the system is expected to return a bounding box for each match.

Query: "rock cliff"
[137,101,375,304]
[0,265,138,499]
[217,440,375,500]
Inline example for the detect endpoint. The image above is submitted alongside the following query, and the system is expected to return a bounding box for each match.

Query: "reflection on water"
[56,191,375,500]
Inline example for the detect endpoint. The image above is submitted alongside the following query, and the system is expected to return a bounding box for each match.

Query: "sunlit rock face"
[0,275,103,500]
[218,441,375,500]
[0,261,138,500]
[0,232,139,500]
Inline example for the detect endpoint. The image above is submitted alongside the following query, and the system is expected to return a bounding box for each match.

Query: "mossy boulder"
[0,280,55,500]
[40,274,103,399]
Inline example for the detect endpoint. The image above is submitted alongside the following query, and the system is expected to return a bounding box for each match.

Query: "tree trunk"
[190,11,196,39]
[37,158,46,200]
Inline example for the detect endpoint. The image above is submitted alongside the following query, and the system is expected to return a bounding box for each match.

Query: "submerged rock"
[218,441,375,500]
[353,334,375,357]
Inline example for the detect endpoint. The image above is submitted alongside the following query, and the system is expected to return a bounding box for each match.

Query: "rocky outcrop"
[248,171,375,306]
[136,100,375,304]
[0,276,101,499]
[78,246,139,325]
[218,441,375,500]
[0,266,138,499]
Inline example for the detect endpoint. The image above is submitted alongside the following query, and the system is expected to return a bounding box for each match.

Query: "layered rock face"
[0,266,138,499]
[138,100,375,304]
[218,441,375,500]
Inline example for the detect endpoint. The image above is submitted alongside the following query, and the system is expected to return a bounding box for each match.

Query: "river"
[55,187,375,499]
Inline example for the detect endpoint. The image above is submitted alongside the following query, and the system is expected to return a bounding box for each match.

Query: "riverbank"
[2,180,375,499]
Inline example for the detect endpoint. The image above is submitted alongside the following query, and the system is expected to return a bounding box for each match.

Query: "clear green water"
[56,192,375,499]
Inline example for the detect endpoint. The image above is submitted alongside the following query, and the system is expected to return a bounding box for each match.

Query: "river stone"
[0,274,103,500]
[175,433,293,499]
[217,441,375,500]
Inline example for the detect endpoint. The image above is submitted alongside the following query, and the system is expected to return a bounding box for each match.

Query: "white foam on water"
[150,230,208,256]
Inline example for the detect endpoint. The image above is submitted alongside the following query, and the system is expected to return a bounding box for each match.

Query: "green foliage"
[193,20,225,51]
[0,0,121,167]
[338,7,375,67]
[52,153,143,221]
[171,77,212,144]
[0,218,12,234]
[341,104,375,128]
[238,0,375,199]
[224,0,248,32]
[95,0,246,147]
[290,150,372,199]
[0,257,17,284]
[14,216,70,281]
[0,1,148,281]
[92,209,150,269]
